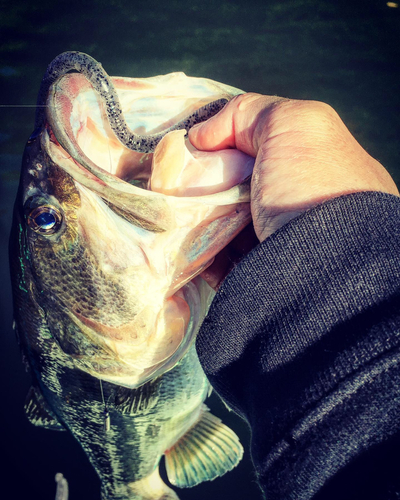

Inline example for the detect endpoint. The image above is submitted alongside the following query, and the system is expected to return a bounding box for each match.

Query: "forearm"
[196,191,400,499]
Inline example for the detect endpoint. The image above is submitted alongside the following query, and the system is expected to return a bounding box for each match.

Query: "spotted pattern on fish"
[35,51,228,153]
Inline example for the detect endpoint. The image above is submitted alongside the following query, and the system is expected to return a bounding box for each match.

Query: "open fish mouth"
[42,66,252,230]
[36,52,254,388]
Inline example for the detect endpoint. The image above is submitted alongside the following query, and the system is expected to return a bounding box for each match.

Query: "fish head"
[12,68,254,388]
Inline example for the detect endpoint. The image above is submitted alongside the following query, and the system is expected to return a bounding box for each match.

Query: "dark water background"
[0,0,399,499]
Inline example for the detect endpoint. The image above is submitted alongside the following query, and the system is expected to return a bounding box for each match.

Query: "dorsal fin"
[24,386,65,431]
[114,378,160,415]
[164,406,243,487]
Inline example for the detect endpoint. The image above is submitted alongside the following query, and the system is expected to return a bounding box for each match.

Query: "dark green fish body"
[10,53,253,499]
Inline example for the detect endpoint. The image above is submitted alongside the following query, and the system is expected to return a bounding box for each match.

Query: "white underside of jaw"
[70,278,212,389]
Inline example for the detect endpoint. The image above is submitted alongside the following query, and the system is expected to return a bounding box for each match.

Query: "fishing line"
[0,105,49,107]
[99,379,111,432]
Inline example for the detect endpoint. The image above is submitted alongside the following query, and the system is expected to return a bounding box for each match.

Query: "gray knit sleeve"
[196,192,400,500]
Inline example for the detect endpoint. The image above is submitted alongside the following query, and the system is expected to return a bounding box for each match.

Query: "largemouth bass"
[10,52,254,500]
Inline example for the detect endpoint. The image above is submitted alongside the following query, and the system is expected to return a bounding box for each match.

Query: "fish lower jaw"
[70,279,209,388]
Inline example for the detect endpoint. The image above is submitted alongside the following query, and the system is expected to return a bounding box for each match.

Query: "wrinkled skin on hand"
[191,93,399,289]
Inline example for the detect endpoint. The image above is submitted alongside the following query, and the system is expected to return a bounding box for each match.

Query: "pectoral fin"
[164,406,243,488]
[24,386,65,431]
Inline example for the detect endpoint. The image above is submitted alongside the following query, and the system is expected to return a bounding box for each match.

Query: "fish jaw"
[19,68,254,388]
[46,157,250,388]
[15,148,217,388]
[67,158,230,384]
[65,280,211,389]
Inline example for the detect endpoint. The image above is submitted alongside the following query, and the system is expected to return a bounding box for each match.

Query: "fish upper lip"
[42,60,252,236]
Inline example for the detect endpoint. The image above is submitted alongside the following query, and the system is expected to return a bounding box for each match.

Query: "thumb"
[188,97,237,151]
[189,93,286,157]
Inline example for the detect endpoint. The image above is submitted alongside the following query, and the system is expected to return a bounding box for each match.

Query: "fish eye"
[27,206,63,235]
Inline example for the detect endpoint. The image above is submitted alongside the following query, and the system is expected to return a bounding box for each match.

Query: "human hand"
[190,93,399,288]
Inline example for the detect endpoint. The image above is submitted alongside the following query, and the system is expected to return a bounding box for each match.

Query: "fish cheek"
[30,234,131,355]
[28,237,81,346]
[28,242,102,357]
[24,161,82,294]
[25,165,110,329]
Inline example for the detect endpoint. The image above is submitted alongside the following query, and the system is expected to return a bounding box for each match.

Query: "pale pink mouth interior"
[57,73,254,196]
[48,72,255,387]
